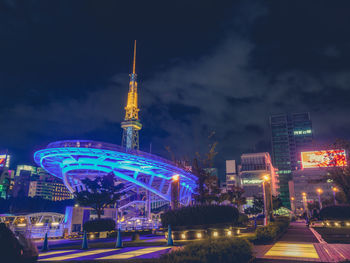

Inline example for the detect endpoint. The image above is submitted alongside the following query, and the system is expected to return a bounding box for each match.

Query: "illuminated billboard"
[301,150,347,169]
[0,155,6,168]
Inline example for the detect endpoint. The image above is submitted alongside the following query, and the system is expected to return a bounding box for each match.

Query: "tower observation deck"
[121,40,142,150]
[34,140,196,205]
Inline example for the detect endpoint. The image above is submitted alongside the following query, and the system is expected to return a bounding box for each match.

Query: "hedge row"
[83,218,115,232]
[161,205,239,228]
[255,217,290,243]
[319,205,350,220]
[159,238,253,263]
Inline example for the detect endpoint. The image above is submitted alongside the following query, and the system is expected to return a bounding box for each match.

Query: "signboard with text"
[301,150,347,169]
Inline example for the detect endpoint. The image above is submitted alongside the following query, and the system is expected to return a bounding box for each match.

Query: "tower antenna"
[133,40,136,74]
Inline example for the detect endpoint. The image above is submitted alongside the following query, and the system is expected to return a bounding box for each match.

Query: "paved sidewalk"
[254,221,350,262]
[38,246,172,261]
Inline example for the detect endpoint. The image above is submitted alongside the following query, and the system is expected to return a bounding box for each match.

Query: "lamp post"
[332,187,338,206]
[316,188,323,210]
[262,175,270,226]
[290,196,295,214]
[302,192,309,218]
[171,174,180,210]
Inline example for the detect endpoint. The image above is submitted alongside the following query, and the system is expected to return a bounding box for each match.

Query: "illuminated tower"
[121,41,142,150]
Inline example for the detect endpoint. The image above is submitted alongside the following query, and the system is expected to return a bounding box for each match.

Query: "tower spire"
[121,40,142,150]
[133,40,136,75]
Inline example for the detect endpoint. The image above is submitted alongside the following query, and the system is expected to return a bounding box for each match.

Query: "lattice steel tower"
[121,41,142,150]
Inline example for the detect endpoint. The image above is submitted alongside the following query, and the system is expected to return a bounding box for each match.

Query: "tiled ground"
[39,246,171,261]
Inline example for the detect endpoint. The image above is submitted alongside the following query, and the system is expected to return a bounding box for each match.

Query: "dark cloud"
[0,1,350,179]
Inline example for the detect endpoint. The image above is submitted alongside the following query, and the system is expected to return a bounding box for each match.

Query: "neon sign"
[301,150,347,168]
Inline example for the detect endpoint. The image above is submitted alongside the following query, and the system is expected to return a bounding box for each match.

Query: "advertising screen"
[0,155,6,168]
[301,150,347,168]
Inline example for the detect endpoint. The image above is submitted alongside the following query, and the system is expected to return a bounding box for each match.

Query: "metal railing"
[46,140,196,181]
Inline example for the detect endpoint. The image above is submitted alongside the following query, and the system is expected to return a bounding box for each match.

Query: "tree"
[272,195,283,210]
[220,186,246,208]
[191,136,220,205]
[323,139,350,204]
[75,173,124,219]
[244,196,263,216]
[166,132,219,205]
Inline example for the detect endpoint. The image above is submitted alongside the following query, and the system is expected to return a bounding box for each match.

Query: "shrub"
[238,213,249,225]
[83,218,115,232]
[256,226,277,243]
[161,205,239,228]
[159,238,253,263]
[255,218,290,243]
[319,205,350,220]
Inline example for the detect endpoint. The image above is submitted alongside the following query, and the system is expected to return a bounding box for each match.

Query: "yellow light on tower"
[333,187,339,192]
[316,188,323,194]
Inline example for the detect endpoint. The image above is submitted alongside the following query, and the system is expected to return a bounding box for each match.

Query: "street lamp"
[290,196,295,213]
[316,188,323,210]
[262,175,270,226]
[302,192,308,217]
[332,187,339,206]
[171,174,180,210]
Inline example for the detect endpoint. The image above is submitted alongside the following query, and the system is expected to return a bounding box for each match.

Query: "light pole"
[332,187,339,206]
[262,175,270,226]
[316,188,323,210]
[290,196,295,214]
[171,174,180,210]
[302,192,309,218]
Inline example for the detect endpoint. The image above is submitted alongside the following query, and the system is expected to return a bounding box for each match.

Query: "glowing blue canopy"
[34,140,196,205]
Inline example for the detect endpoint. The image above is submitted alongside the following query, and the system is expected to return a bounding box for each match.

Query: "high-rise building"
[270,112,313,208]
[13,165,73,201]
[0,153,12,198]
[239,152,279,207]
[13,165,38,197]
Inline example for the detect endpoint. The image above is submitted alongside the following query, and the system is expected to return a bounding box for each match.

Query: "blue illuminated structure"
[34,140,196,205]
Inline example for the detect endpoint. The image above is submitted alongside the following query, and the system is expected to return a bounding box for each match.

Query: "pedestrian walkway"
[254,221,350,262]
[39,246,172,261]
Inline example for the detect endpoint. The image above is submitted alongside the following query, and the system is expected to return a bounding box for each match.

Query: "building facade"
[14,165,73,201]
[239,152,279,207]
[13,165,38,197]
[291,169,334,213]
[290,149,347,213]
[270,112,313,208]
[225,160,237,189]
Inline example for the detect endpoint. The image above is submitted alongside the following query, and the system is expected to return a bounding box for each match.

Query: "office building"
[14,165,73,201]
[290,149,346,213]
[270,112,313,208]
[0,154,12,199]
[225,160,238,189]
[239,152,279,207]
[13,165,38,197]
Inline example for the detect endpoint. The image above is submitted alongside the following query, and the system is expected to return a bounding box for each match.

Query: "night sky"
[1,0,350,179]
